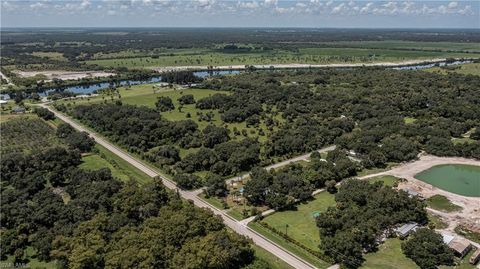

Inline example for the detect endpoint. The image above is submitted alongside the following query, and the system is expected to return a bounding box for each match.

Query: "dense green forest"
[66,68,480,196]
[0,118,268,269]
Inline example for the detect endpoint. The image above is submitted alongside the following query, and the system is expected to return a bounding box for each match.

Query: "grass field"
[367,175,401,187]
[57,85,281,142]
[425,63,480,76]
[248,222,331,269]
[426,195,463,212]
[362,237,476,269]
[80,153,130,182]
[91,144,153,185]
[261,191,336,251]
[84,44,478,69]
[361,238,418,269]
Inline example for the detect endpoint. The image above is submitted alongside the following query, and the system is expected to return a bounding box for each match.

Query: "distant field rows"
[84,46,479,68]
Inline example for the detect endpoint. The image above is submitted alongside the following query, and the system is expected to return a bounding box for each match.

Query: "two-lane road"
[41,104,318,269]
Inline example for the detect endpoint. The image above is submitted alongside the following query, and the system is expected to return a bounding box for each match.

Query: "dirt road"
[226,145,336,184]
[151,58,453,73]
[41,104,319,269]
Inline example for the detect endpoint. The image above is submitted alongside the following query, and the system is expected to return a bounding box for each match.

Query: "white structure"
[395,222,419,238]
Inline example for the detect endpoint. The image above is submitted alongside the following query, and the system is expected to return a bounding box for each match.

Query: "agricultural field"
[84,47,477,69]
[0,116,63,154]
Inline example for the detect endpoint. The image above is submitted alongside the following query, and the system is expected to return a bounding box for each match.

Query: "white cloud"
[331,3,345,14]
[239,1,259,9]
[448,1,458,9]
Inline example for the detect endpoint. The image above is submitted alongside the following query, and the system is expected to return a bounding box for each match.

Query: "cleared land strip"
[151,58,463,73]
[226,145,336,184]
[40,104,319,269]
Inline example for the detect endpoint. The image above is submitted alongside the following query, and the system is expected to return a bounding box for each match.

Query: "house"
[470,247,480,265]
[0,94,11,100]
[404,189,425,200]
[395,222,419,238]
[154,82,170,88]
[442,233,455,245]
[11,106,26,113]
[448,238,472,258]
[0,100,7,105]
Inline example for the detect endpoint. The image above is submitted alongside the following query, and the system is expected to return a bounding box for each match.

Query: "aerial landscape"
[1,1,480,269]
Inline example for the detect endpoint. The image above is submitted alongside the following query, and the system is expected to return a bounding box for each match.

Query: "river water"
[41,60,472,96]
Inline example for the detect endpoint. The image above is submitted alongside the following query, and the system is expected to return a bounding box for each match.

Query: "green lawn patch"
[362,238,418,269]
[404,117,417,124]
[93,144,153,185]
[368,175,401,187]
[252,245,294,269]
[80,153,130,182]
[427,213,448,229]
[248,222,331,269]
[426,195,462,212]
[261,191,336,251]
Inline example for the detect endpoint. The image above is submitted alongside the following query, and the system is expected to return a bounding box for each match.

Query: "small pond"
[415,164,480,197]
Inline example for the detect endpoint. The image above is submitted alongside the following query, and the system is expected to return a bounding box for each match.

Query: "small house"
[448,238,472,258]
[12,106,26,114]
[442,233,455,245]
[0,100,7,105]
[470,247,480,265]
[404,189,425,200]
[395,222,419,238]
[0,94,11,100]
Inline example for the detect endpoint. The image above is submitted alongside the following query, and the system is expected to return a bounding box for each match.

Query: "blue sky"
[1,0,479,28]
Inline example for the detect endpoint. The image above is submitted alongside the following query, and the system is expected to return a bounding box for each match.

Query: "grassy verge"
[93,144,152,185]
[426,195,462,212]
[248,222,331,269]
[252,245,294,269]
[80,153,130,182]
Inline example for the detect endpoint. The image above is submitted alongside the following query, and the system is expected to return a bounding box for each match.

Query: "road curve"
[41,104,319,269]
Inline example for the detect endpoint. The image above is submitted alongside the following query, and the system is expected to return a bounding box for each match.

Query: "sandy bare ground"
[360,154,480,233]
[151,58,452,73]
[13,70,115,81]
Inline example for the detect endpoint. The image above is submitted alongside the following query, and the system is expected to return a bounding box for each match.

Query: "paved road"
[226,145,336,184]
[41,104,318,269]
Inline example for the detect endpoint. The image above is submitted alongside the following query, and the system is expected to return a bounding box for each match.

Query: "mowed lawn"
[261,191,336,251]
[361,238,418,269]
[80,153,130,182]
